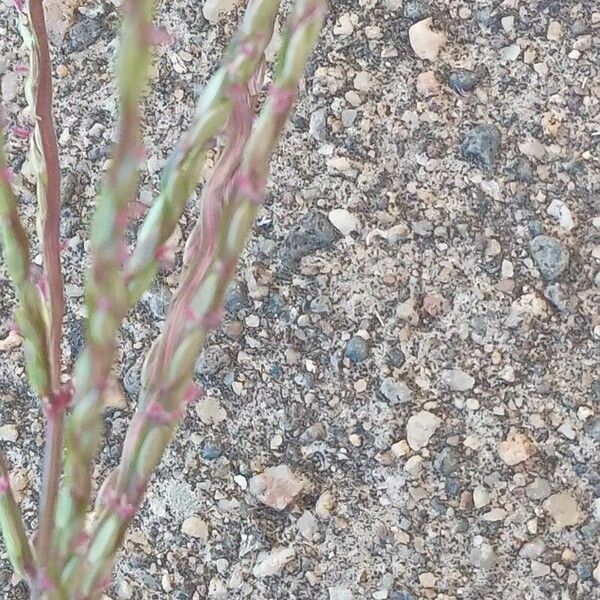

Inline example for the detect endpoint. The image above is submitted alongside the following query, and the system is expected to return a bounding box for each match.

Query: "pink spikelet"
[146,400,181,426]
[13,0,25,13]
[269,84,297,115]
[234,171,265,205]
[184,382,203,406]
[0,476,10,495]
[11,124,32,139]
[13,63,28,74]
[0,167,13,184]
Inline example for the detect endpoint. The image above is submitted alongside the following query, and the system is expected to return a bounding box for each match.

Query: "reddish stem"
[28,0,65,577]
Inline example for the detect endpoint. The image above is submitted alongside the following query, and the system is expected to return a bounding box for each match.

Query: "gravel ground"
[1,0,600,599]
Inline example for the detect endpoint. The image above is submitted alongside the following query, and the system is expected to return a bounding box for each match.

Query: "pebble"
[345,335,369,363]
[296,510,318,540]
[418,572,436,588]
[123,365,142,400]
[0,424,18,442]
[315,490,335,519]
[473,486,490,508]
[547,199,575,231]
[461,124,502,171]
[353,71,373,92]
[181,516,209,541]
[249,464,303,510]
[526,478,552,500]
[519,538,545,559]
[447,67,486,95]
[196,345,231,377]
[329,208,360,236]
[529,235,569,281]
[202,0,239,23]
[530,561,550,577]
[380,378,412,405]
[309,107,327,140]
[586,417,600,442]
[543,492,583,530]
[252,546,295,578]
[498,432,534,466]
[416,71,441,97]
[409,18,446,61]
[470,537,496,569]
[406,410,440,450]
[196,397,227,425]
[329,588,354,600]
[0,331,22,351]
[594,562,600,584]
[403,1,429,22]
[278,211,338,271]
[440,369,474,391]
[143,286,171,320]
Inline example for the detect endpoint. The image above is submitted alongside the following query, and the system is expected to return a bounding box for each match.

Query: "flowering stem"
[22,0,65,578]
[63,1,326,595]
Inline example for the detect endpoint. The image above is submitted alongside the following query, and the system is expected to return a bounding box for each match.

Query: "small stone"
[473,486,490,508]
[329,208,360,236]
[470,537,496,569]
[403,0,428,21]
[296,510,318,540]
[547,200,575,231]
[345,335,369,363]
[406,410,440,450]
[404,455,423,475]
[547,20,562,41]
[501,44,521,61]
[309,107,327,140]
[519,538,545,559]
[461,124,502,172]
[249,464,303,510]
[416,71,441,97]
[315,490,335,518]
[181,516,209,540]
[353,71,373,92]
[447,67,486,95]
[245,314,260,328]
[203,0,240,23]
[529,235,569,281]
[498,431,534,465]
[196,345,231,377]
[419,572,436,588]
[543,492,583,530]
[143,286,171,320]
[123,365,142,400]
[531,561,551,577]
[196,397,227,425]
[409,18,446,61]
[526,478,552,500]
[333,14,354,37]
[329,588,354,600]
[252,546,295,578]
[279,211,338,271]
[0,424,18,442]
[586,417,600,442]
[593,562,600,583]
[519,138,546,160]
[440,369,475,391]
[0,330,23,351]
[380,378,412,405]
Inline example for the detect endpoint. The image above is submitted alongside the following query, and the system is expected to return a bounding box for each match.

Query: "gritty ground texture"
[0,0,599,598]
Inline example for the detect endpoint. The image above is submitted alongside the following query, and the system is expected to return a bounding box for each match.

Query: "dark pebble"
[278,210,339,272]
[345,336,369,363]
[144,286,172,320]
[123,365,142,400]
[403,0,429,22]
[448,66,487,95]
[388,347,406,368]
[201,442,222,460]
[461,124,502,172]
[529,235,569,281]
